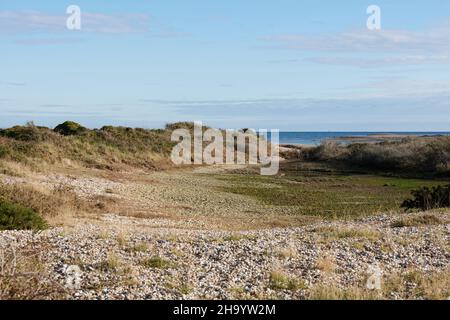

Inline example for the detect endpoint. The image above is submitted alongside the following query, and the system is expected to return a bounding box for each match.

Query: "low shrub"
[0,200,46,230]
[401,185,450,211]
[54,121,87,136]
[0,125,48,142]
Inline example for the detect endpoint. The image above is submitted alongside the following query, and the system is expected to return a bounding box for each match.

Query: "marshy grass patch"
[217,169,442,220]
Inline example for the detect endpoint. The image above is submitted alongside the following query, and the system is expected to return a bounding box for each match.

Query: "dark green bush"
[0,125,41,142]
[54,121,87,136]
[0,200,47,230]
[401,185,450,211]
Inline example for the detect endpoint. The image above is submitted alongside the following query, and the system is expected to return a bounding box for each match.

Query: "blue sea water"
[272,132,450,146]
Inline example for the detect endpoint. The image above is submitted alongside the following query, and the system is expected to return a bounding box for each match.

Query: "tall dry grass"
[301,137,450,176]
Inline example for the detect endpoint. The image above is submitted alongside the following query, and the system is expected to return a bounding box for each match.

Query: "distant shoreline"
[274,132,450,146]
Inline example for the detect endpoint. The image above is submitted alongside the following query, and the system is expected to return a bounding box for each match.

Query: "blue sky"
[1,0,450,130]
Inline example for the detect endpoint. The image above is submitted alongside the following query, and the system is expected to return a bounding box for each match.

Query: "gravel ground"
[0,212,448,300]
[0,169,449,299]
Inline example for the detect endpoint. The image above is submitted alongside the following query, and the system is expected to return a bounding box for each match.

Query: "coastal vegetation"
[0,121,449,300]
[0,121,449,231]
[297,137,450,177]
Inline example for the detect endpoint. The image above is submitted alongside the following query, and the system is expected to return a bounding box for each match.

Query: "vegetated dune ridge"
[0,121,449,300]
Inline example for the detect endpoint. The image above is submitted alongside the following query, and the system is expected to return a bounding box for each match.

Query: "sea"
[271,132,450,146]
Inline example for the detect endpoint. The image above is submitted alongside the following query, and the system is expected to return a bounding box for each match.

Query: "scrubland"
[0,122,448,300]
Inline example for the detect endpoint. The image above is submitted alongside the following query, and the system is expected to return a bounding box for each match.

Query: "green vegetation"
[54,121,87,136]
[0,200,46,230]
[218,164,444,218]
[402,185,450,211]
[141,256,173,269]
[269,271,306,291]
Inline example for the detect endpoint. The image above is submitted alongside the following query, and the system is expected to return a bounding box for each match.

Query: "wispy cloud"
[305,55,450,68]
[264,20,450,67]
[0,81,27,87]
[264,26,450,53]
[13,38,83,45]
[0,10,151,35]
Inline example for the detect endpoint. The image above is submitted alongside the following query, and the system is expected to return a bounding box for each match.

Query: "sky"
[1,0,450,131]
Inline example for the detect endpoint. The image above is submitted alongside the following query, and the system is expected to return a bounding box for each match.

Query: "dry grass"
[391,214,444,228]
[383,269,450,299]
[275,248,297,259]
[116,233,129,247]
[0,183,80,219]
[308,269,450,300]
[312,226,380,241]
[0,244,66,299]
[0,179,126,228]
[98,254,122,272]
[129,243,149,253]
[302,136,450,176]
[308,285,378,300]
[0,122,176,171]
[315,255,336,273]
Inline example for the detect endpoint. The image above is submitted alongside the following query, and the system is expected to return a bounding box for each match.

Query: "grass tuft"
[141,256,173,269]
[269,271,307,291]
